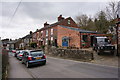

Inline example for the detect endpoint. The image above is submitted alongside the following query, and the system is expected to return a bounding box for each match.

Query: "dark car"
[93,37,115,55]
[21,50,46,68]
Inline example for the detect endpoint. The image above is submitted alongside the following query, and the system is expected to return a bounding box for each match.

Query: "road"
[8,52,118,78]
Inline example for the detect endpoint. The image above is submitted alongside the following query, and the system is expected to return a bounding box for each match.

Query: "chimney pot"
[44,22,49,27]
[58,15,64,21]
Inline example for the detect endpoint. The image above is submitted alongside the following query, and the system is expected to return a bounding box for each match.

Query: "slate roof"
[35,17,72,33]
[59,25,100,34]
[7,40,17,44]
[46,17,72,28]
[22,34,32,39]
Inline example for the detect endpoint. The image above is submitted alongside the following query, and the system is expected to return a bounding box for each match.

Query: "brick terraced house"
[32,15,105,49]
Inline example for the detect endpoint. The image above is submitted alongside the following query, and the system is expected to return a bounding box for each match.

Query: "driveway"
[90,51,119,67]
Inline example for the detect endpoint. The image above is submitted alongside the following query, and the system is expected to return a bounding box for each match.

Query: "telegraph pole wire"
[8,0,22,26]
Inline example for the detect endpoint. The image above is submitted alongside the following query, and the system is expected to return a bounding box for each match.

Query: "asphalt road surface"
[8,52,118,78]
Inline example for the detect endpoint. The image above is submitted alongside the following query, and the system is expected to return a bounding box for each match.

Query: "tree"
[76,14,88,29]
[105,1,119,20]
[30,42,37,48]
[76,14,95,31]
[87,18,96,31]
[94,11,109,33]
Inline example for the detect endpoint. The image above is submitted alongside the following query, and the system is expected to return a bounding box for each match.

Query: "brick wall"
[58,17,78,28]
[32,16,78,47]
[57,25,80,48]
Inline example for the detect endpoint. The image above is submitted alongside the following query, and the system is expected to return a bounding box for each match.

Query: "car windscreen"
[97,38,109,45]
[16,51,20,53]
[30,51,44,57]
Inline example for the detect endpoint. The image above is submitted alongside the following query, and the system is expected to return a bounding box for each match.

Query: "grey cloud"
[1,2,107,39]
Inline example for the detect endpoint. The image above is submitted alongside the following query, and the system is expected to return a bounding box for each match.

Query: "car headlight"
[100,47,103,49]
[111,46,114,49]
[98,47,99,49]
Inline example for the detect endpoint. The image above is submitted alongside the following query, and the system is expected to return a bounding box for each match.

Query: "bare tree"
[76,14,88,27]
[106,1,119,20]
[76,14,96,30]
[118,1,120,17]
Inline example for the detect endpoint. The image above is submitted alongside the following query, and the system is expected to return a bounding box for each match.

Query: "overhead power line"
[8,0,22,26]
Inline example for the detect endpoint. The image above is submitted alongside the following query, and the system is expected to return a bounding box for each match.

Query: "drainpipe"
[80,32,82,49]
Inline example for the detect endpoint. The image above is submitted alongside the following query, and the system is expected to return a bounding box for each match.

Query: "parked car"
[93,37,115,55]
[17,50,25,60]
[12,50,16,53]
[21,50,46,68]
[11,50,16,56]
[15,50,20,57]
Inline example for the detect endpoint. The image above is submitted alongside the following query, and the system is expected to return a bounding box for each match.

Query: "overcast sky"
[0,0,119,40]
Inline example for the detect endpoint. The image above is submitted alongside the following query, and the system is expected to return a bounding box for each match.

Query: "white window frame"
[46,30,48,37]
[45,38,48,45]
[51,28,53,35]
[68,20,70,24]
[41,31,43,37]
[41,31,43,34]
[51,37,53,41]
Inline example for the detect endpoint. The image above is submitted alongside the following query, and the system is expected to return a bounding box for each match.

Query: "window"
[41,31,43,34]
[51,37,53,41]
[62,37,69,47]
[68,20,70,24]
[51,29,53,35]
[45,38,48,45]
[82,35,88,42]
[41,31,43,37]
[46,30,48,36]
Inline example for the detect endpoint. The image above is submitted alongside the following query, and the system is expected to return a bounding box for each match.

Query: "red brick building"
[32,15,105,48]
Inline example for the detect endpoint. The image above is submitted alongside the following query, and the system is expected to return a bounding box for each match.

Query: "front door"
[90,36,94,47]
[62,37,69,47]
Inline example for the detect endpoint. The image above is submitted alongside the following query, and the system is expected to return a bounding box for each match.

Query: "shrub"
[30,42,37,48]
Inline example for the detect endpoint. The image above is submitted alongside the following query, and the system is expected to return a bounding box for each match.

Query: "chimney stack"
[44,22,49,27]
[58,15,64,21]
[30,31,32,35]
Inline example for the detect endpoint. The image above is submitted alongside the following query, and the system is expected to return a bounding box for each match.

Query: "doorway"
[90,36,94,47]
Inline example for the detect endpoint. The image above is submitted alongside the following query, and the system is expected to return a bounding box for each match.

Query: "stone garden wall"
[45,47,94,61]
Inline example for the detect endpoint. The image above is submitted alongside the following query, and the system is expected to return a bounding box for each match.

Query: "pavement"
[8,52,119,78]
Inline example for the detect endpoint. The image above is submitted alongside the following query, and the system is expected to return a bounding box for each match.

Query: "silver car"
[17,50,25,60]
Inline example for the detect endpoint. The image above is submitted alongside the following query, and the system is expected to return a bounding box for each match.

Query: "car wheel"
[26,62,30,68]
[43,61,46,65]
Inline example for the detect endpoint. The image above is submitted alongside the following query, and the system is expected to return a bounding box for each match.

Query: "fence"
[2,49,9,79]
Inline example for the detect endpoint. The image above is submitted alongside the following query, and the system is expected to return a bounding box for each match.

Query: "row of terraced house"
[31,15,105,49]
[2,15,120,50]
